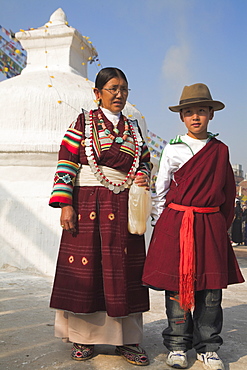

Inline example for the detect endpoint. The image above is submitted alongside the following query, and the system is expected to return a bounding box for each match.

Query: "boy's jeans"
[162,289,223,353]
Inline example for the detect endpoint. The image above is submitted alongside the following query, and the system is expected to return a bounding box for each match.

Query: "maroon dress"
[49,109,151,318]
[142,138,244,291]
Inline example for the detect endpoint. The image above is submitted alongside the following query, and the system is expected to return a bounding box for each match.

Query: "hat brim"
[169,99,225,112]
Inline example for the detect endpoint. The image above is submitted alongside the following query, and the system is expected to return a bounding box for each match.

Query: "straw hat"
[169,83,225,112]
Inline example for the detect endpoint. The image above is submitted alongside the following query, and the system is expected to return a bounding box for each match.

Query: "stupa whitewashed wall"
[0,8,150,275]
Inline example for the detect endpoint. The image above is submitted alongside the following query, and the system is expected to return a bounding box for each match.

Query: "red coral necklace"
[98,111,130,144]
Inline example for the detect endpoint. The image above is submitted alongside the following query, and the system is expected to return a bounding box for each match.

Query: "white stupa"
[0,8,148,275]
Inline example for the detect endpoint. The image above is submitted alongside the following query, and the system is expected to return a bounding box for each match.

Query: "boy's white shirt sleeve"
[151,135,208,225]
[151,143,178,224]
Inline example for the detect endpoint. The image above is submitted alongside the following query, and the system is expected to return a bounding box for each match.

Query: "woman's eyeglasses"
[102,87,131,96]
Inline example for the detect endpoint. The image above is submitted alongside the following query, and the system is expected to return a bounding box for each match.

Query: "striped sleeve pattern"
[49,160,80,207]
[137,142,152,177]
[61,128,83,155]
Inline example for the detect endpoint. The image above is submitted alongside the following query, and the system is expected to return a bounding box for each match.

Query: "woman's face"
[94,77,128,113]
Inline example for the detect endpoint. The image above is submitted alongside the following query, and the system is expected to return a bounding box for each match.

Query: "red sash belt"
[168,202,220,311]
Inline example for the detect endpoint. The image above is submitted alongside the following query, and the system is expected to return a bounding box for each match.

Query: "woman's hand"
[60,205,77,233]
[131,173,150,190]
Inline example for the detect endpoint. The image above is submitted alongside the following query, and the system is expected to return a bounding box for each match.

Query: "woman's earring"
[97,99,101,106]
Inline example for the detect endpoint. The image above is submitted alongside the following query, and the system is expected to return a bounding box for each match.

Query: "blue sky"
[2,0,247,174]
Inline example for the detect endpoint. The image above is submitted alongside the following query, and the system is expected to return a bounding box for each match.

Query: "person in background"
[49,67,152,366]
[242,201,247,245]
[142,83,244,370]
[231,200,243,246]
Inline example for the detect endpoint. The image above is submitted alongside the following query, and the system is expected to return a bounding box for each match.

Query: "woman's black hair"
[95,67,128,90]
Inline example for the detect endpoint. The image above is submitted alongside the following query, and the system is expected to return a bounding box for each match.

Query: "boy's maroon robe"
[142,138,244,291]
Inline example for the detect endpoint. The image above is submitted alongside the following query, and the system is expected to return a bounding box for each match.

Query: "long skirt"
[54,310,143,345]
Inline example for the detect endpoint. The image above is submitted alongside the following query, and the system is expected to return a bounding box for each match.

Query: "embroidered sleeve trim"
[137,143,152,177]
[56,160,79,176]
[49,160,79,208]
[61,128,83,155]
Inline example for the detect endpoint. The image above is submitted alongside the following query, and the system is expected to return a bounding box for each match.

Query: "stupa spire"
[47,8,68,26]
[15,8,97,77]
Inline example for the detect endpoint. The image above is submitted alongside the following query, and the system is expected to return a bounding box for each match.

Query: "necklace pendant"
[84,138,91,146]
[85,147,93,156]
[115,137,124,144]
[113,127,119,134]
[113,186,121,194]
[101,179,108,186]
[95,173,102,181]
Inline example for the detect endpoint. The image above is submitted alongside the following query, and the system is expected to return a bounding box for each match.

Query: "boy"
[142,83,244,369]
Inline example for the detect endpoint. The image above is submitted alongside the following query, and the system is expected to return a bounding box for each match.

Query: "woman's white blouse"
[100,107,120,126]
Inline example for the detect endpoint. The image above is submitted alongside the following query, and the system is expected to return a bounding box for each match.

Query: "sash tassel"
[168,203,220,311]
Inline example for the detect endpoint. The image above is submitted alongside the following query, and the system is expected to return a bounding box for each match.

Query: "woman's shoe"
[71,343,94,361]
[115,344,149,366]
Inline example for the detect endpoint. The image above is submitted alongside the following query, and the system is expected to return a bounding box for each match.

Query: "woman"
[49,67,152,366]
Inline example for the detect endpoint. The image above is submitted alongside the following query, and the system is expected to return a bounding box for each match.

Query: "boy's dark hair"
[180,106,213,112]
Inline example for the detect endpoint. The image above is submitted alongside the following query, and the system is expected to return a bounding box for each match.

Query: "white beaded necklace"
[84,110,143,194]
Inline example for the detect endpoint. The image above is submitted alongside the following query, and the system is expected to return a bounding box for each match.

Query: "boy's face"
[180,105,214,140]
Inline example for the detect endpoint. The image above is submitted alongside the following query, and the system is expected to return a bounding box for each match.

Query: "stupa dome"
[0,8,147,153]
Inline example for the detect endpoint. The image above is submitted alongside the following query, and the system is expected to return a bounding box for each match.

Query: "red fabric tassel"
[168,203,220,311]
[179,207,195,311]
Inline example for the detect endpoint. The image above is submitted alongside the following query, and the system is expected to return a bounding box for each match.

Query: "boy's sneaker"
[166,350,188,368]
[197,352,225,370]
